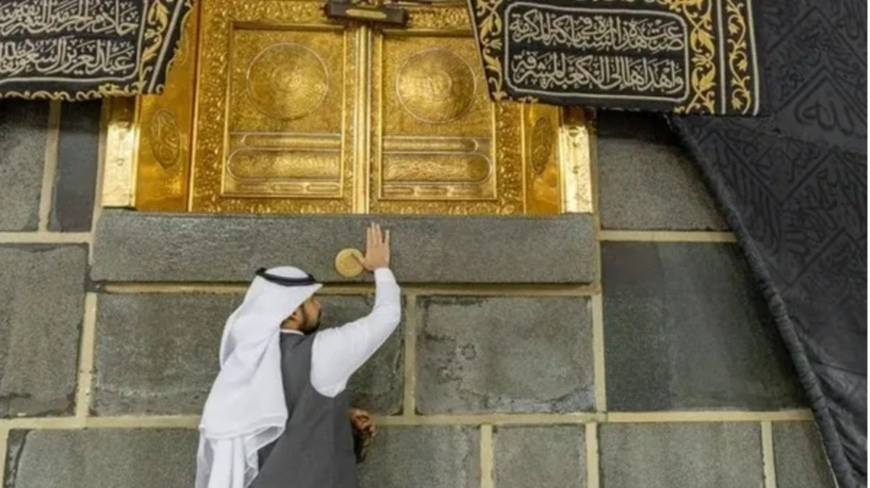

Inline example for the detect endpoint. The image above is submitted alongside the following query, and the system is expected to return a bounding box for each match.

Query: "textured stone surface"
[417,297,594,413]
[597,111,727,231]
[773,422,837,488]
[49,101,101,232]
[92,293,235,415]
[599,423,763,488]
[358,426,479,488]
[0,245,86,417]
[92,211,595,284]
[603,242,806,410]
[93,293,404,415]
[0,101,48,231]
[5,429,197,487]
[494,426,585,488]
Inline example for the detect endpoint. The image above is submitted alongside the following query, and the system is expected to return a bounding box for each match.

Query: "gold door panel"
[134,7,200,212]
[191,1,357,214]
[224,28,347,201]
[117,0,592,216]
[371,24,519,215]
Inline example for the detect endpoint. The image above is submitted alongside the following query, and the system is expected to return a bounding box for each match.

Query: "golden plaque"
[335,248,365,278]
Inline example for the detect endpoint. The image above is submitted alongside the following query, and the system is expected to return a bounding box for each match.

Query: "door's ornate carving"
[103,0,593,215]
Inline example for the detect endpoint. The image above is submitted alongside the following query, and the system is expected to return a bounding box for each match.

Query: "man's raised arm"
[311,224,401,398]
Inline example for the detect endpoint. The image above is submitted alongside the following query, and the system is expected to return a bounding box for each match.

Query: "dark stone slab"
[773,422,837,488]
[494,426,586,488]
[4,429,197,488]
[416,296,594,414]
[93,292,404,415]
[0,101,48,231]
[49,101,101,232]
[603,242,807,411]
[0,245,87,417]
[597,111,727,231]
[91,211,595,284]
[599,423,763,488]
[358,426,479,488]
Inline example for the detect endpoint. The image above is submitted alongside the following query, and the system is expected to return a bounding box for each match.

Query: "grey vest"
[252,333,357,488]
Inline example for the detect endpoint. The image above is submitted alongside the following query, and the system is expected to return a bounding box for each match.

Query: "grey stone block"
[358,426,479,488]
[91,211,595,284]
[597,111,727,231]
[92,293,236,415]
[93,292,404,415]
[494,426,586,488]
[417,296,594,414]
[49,101,101,232]
[599,423,763,488]
[5,429,197,488]
[0,245,86,417]
[773,422,836,488]
[603,242,806,410]
[0,101,48,231]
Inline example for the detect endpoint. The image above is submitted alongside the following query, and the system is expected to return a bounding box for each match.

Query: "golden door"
[106,0,592,216]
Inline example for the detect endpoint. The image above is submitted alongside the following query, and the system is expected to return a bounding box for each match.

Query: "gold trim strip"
[0,416,199,430]
[38,101,62,231]
[559,107,593,213]
[353,27,372,214]
[376,413,603,426]
[0,232,92,244]
[100,98,139,208]
[585,423,600,488]
[480,424,495,488]
[747,0,760,115]
[762,421,778,488]
[0,428,8,480]
[402,298,419,417]
[74,294,98,418]
[607,410,813,423]
[591,294,607,412]
[598,230,737,243]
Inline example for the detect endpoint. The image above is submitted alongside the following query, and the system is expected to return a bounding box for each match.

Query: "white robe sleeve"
[310,268,402,397]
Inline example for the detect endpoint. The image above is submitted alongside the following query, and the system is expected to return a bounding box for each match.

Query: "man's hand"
[349,408,376,438]
[356,223,390,271]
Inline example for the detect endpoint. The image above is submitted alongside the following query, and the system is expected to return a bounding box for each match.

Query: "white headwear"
[195,266,322,488]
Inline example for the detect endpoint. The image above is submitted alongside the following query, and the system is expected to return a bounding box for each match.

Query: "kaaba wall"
[0,100,836,488]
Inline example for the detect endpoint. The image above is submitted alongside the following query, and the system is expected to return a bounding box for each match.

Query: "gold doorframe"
[101,0,593,216]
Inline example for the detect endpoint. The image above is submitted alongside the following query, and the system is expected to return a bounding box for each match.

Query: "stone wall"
[0,100,836,488]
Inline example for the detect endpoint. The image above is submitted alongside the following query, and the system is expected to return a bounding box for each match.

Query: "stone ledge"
[92,210,595,284]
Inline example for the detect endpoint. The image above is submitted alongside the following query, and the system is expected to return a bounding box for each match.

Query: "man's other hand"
[349,408,376,438]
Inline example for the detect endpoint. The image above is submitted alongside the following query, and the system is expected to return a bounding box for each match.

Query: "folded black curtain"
[667,1,867,487]
[0,0,193,100]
